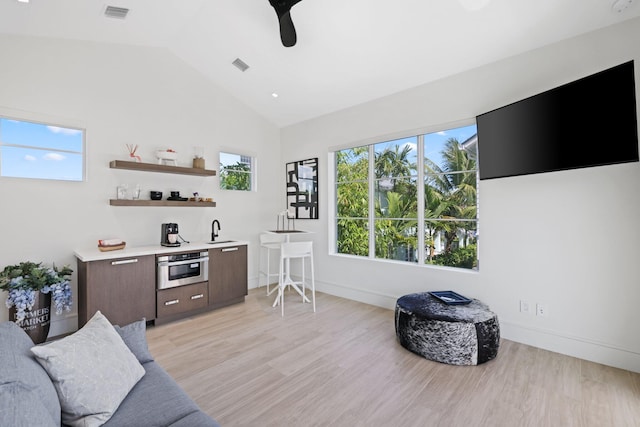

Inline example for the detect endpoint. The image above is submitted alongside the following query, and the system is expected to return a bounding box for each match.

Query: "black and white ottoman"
[395,292,500,365]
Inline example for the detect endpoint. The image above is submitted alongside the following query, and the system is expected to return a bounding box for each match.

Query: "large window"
[334,123,478,270]
[219,152,254,191]
[0,117,85,181]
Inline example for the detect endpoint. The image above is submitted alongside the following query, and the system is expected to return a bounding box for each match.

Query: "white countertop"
[74,240,249,262]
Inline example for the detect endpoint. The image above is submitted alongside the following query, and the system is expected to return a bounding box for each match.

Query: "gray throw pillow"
[0,321,61,426]
[0,381,58,427]
[114,318,154,364]
[30,311,145,427]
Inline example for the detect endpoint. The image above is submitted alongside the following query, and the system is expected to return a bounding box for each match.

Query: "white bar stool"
[273,241,315,316]
[259,233,286,296]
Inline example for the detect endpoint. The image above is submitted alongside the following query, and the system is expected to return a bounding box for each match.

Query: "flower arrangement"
[126,144,141,162]
[0,261,73,323]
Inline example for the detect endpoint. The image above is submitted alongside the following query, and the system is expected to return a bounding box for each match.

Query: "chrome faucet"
[211,220,221,241]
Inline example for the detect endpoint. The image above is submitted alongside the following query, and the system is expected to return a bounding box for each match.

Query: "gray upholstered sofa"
[0,314,220,427]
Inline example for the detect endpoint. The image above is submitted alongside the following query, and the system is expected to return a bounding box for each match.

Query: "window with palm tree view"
[334,123,478,270]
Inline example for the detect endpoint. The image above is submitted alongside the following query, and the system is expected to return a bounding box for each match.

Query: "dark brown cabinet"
[77,255,156,327]
[156,281,208,318]
[208,245,248,307]
[76,243,248,328]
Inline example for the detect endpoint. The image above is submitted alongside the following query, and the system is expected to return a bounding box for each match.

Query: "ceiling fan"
[268,0,304,47]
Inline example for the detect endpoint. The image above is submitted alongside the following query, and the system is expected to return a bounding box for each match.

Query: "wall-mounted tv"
[476,60,638,180]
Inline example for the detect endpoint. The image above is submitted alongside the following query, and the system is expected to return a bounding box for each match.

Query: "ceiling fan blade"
[278,11,297,47]
[269,0,303,47]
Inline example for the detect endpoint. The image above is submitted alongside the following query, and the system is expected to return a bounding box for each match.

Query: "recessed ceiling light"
[271,93,279,98]
[17,0,29,3]
[612,0,636,12]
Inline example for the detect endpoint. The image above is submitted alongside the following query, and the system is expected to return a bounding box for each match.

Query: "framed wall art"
[286,157,318,219]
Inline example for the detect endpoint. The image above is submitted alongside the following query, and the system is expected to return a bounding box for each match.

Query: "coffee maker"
[161,223,180,247]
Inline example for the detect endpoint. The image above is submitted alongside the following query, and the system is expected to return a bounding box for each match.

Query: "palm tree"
[424,137,477,255]
[374,144,415,189]
[373,144,418,260]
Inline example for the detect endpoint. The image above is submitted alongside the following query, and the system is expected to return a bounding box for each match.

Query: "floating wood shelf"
[109,160,216,177]
[110,199,216,207]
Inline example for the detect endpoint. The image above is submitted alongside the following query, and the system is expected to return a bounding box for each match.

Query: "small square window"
[219,152,253,191]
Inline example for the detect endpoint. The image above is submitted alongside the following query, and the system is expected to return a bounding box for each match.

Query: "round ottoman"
[395,292,500,365]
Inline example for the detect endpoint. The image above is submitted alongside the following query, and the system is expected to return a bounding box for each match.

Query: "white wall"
[2,19,639,374]
[280,17,640,373]
[0,34,282,336]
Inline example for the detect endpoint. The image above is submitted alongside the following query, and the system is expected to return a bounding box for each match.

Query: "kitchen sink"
[207,240,235,244]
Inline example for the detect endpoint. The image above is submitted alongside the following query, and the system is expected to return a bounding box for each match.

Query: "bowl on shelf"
[156,150,177,160]
[150,191,163,200]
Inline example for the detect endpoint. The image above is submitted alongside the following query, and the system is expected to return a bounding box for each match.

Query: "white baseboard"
[316,280,398,310]
[500,321,640,374]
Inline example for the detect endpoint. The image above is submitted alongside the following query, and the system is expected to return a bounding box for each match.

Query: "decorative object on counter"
[286,157,318,219]
[126,144,141,162]
[193,146,205,169]
[98,239,126,252]
[276,209,295,231]
[150,190,163,200]
[0,261,73,344]
[156,149,178,166]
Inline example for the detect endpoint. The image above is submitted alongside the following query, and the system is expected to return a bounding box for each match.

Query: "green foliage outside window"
[220,161,251,191]
[336,147,368,256]
[335,125,478,270]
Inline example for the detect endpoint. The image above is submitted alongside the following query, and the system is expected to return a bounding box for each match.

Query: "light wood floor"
[145,288,640,427]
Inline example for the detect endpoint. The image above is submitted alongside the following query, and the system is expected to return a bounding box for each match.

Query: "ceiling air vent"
[232,58,250,72]
[104,5,129,19]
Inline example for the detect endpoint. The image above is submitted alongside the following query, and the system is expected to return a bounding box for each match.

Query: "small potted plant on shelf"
[0,261,73,344]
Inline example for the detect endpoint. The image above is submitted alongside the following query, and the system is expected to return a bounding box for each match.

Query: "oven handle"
[157,257,209,268]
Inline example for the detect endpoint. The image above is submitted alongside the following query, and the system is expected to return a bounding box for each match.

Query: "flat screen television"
[476,60,638,180]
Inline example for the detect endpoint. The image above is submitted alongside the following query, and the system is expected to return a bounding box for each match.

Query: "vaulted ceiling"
[1,0,639,127]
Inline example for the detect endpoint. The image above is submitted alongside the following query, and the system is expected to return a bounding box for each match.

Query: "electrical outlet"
[520,300,531,314]
[536,303,548,317]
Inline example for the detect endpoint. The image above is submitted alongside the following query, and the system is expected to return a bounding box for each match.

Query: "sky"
[375,123,477,171]
[0,118,84,181]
